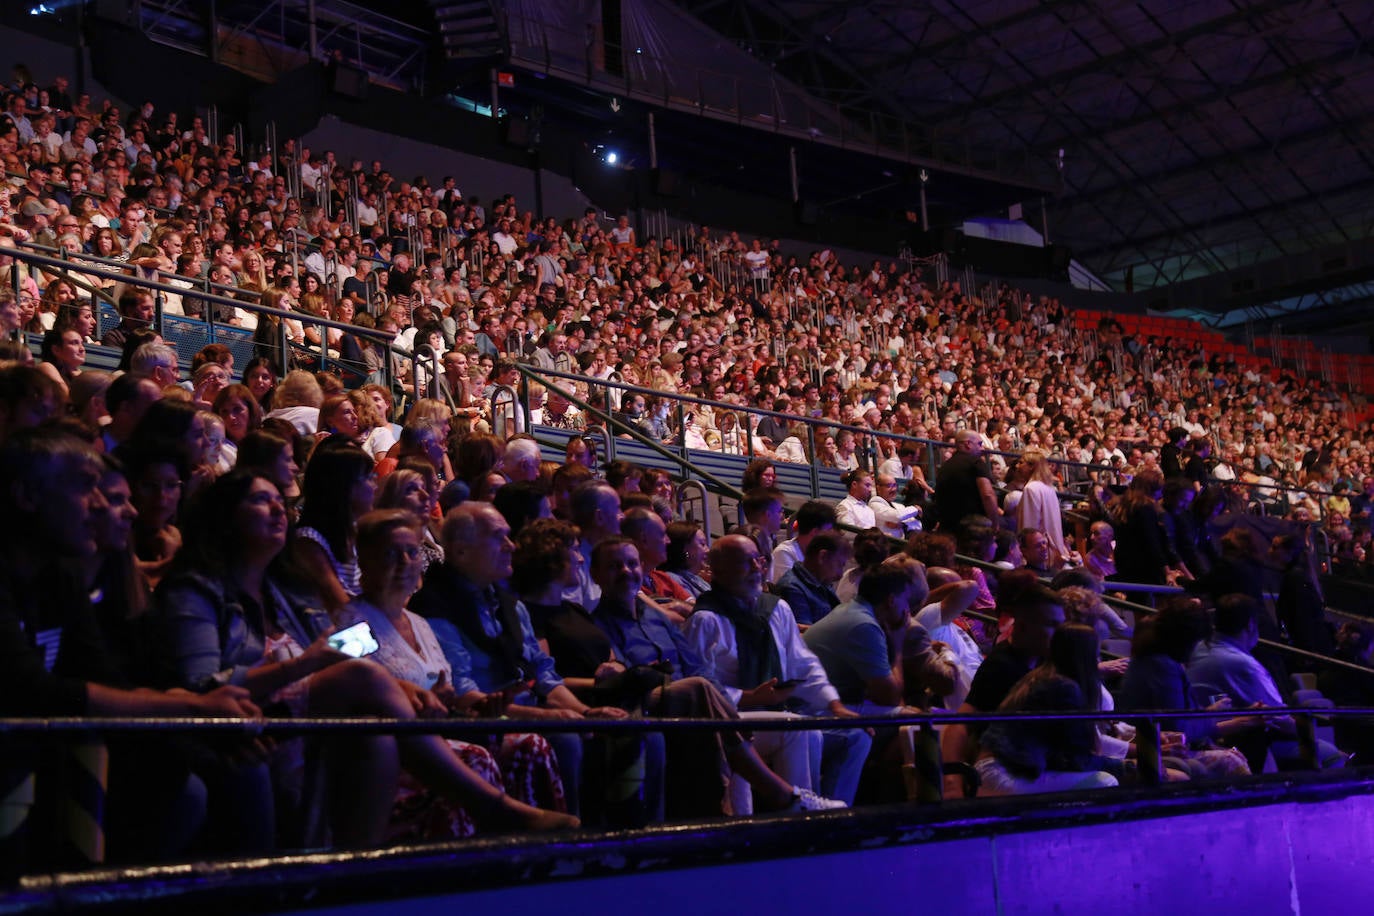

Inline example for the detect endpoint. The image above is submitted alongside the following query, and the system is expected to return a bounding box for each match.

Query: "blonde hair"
[272,369,324,409]
[1021,447,1057,485]
[410,398,453,425]
[348,388,384,431]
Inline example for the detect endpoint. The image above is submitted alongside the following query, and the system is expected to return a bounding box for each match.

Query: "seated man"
[621,506,694,624]
[1018,527,1062,578]
[775,530,848,627]
[1188,593,1346,770]
[771,499,836,583]
[869,472,921,537]
[591,538,846,817]
[410,502,631,816]
[99,289,154,350]
[561,479,621,609]
[740,486,785,534]
[686,534,869,806]
[803,554,949,716]
[835,469,877,531]
[802,554,954,801]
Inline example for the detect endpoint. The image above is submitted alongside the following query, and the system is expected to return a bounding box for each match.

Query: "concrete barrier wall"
[288,791,1374,916]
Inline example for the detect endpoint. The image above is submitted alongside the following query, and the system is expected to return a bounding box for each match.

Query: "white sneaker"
[784,787,847,813]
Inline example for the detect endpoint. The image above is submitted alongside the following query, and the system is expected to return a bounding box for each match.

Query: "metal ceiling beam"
[922,1,1224,274]
[1072,171,1374,263]
[1024,32,1374,155]
[1087,4,1297,262]
[1060,106,1374,213]
[920,0,1299,126]
[1068,1,1374,275]
[981,3,1234,275]
[858,0,1087,74]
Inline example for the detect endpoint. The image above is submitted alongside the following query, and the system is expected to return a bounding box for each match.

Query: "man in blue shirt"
[411,502,630,814]
[592,537,845,817]
[775,531,848,626]
[1188,593,1345,770]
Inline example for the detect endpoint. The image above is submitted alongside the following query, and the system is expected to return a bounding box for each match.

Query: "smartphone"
[776,678,802,689]
[327,621,380,658]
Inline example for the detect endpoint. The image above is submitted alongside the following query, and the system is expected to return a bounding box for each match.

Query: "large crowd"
[3,65,1374,874]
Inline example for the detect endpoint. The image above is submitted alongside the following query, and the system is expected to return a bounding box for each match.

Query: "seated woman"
[349,388,396,459]
[156,471,576,850]
[1024,623,1188,785]
[191,361,231,411]
[288,440,374,612]
[375,463,444,571]
[127,397,222,501]
[317,392,362,445]
[55,299,100,345]
[78,449,212,860]
[975,630,1120,797]
[36,325,85,395]
[661,520,711,598]
[243,356,279,410]
[213,383,263,469]
[772,423,811,465]
[339,510,569,832]
[455,431,505,496]
[237,428,302,515]
[360,382,402,444]
[35,277,79,331]
[119,441,186,590]
[263,369,324,438]
[380,398,456,482]
[740,457,777,493]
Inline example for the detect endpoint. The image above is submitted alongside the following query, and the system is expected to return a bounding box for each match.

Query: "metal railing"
[507,364,1305,513]
[515,362,745,502]
[4,246,424,389]
[0,702,1364,817]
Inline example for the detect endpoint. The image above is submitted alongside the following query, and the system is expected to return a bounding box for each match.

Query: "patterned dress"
[344,600,568,839]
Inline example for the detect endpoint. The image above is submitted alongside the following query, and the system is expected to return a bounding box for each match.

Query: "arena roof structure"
[663,0,1374,303]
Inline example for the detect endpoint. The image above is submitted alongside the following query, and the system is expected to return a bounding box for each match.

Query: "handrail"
[14,239,263,303]
[517,363,745,501]
[678,479,712,540]
[489,383,519,440]
[0,704,1360,736]
[5,246,387,346]
[3,245,427,384]
[510,366,1302,508]
[946,547,1374,678]
[0,705,1350,791]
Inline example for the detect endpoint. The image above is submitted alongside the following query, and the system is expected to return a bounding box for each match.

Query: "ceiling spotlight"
[606,151,619,165]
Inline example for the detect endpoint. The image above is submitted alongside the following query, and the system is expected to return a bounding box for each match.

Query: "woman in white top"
[1015,447,1078,567]
[340,510,572,831]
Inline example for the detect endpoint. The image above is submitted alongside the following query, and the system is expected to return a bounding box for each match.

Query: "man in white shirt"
[835,469,878,531]
[912,567,982,709]
[354,190,379,230]
[869,473,921,536]
[771,499,837,583]
[685,535,866,806]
